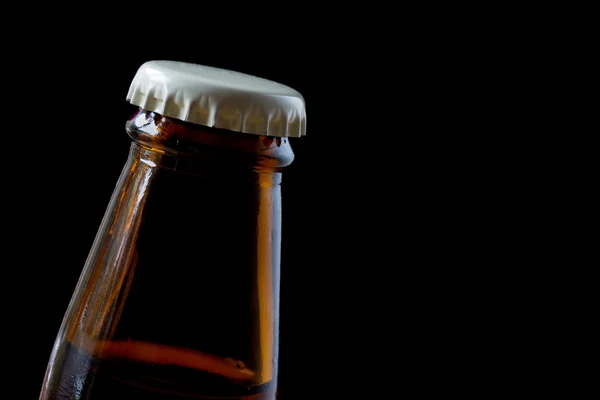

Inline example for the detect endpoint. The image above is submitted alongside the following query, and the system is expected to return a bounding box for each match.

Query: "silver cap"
[126,61,306,137]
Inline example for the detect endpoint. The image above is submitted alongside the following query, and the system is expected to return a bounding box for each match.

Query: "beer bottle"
[39,60,306,400]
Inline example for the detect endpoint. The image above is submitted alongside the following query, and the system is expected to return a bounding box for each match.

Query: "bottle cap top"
[126,60,306,137]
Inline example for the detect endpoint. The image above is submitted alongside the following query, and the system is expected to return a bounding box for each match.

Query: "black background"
[2,8,567,398]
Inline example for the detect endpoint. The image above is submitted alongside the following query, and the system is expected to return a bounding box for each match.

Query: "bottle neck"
[125,109,294,175]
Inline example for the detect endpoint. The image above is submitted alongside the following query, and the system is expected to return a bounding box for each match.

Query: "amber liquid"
[42,124,284,399]
[44,341,274,399]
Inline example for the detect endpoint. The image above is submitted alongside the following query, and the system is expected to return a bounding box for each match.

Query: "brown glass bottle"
[39,107,295,399]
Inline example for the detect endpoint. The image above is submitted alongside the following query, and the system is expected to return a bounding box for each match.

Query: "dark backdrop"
[3,8,548,399]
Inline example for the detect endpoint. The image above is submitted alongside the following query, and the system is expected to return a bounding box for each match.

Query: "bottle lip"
[126,61,307,138]
[125,109,295,170]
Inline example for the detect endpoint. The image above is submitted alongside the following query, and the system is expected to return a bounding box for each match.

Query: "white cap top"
[126,61,306,137]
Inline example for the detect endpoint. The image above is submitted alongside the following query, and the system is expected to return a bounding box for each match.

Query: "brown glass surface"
[40,110,293,399]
